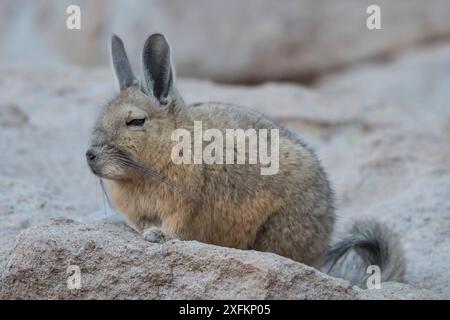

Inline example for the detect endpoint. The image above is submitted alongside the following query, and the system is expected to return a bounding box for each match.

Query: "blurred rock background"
[0,1,450,299]
[2,0,450,83]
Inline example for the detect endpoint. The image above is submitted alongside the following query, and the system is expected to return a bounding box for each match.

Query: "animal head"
[86,34,187,181]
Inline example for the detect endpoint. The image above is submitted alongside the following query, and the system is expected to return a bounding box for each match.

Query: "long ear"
[141,33,174,105]
[111,35,138,90]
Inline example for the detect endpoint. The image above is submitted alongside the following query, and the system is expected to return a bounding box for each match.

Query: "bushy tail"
[321,220,406,288]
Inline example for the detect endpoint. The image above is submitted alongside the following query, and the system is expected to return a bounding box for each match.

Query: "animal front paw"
[143,227,166,243]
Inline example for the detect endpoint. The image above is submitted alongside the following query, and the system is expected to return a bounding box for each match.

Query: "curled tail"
[321,220,406,288]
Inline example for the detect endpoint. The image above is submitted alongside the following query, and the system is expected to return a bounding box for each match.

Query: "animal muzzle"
[86,146,102,174]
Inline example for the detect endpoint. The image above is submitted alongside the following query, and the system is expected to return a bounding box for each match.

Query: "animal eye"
[126,118,146,127]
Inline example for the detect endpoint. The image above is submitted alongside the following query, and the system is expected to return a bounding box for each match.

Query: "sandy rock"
[0,104,28,128]
[2,0,450,82]
[0,177,81,278]
[0,219,438,300]
[319,43,450,114]
[0,64,110,215]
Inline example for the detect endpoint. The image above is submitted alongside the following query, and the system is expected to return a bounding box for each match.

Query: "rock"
[0,63,111,215]
[319,43,450,114]
[0,104,28,128]
[0,219,438,299]
[0,177,81,278]
[2,0,450,82]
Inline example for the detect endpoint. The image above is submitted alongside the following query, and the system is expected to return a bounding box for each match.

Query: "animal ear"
[141,33,174,105]
[111,34,138,90]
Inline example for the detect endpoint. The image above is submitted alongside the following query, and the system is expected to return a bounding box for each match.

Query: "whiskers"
[97,178,112,218]
[99,178,114,209]
[112,151,194,200]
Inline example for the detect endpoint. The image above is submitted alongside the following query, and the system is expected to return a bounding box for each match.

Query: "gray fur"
[321,220,406,288]
[141,33,174,105]
[111,35,138,90]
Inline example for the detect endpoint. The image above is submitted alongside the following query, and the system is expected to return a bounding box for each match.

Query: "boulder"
[0,219,438,299]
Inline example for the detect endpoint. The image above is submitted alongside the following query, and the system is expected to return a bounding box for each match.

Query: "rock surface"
[2,0,450,82]
[1,43,450,299]
[0,219,438,299]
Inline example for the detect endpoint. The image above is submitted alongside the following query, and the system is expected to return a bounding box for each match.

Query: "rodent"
[86,33,405,287]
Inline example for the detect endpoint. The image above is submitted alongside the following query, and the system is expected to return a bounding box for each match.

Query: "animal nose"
[86,149,97,162]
